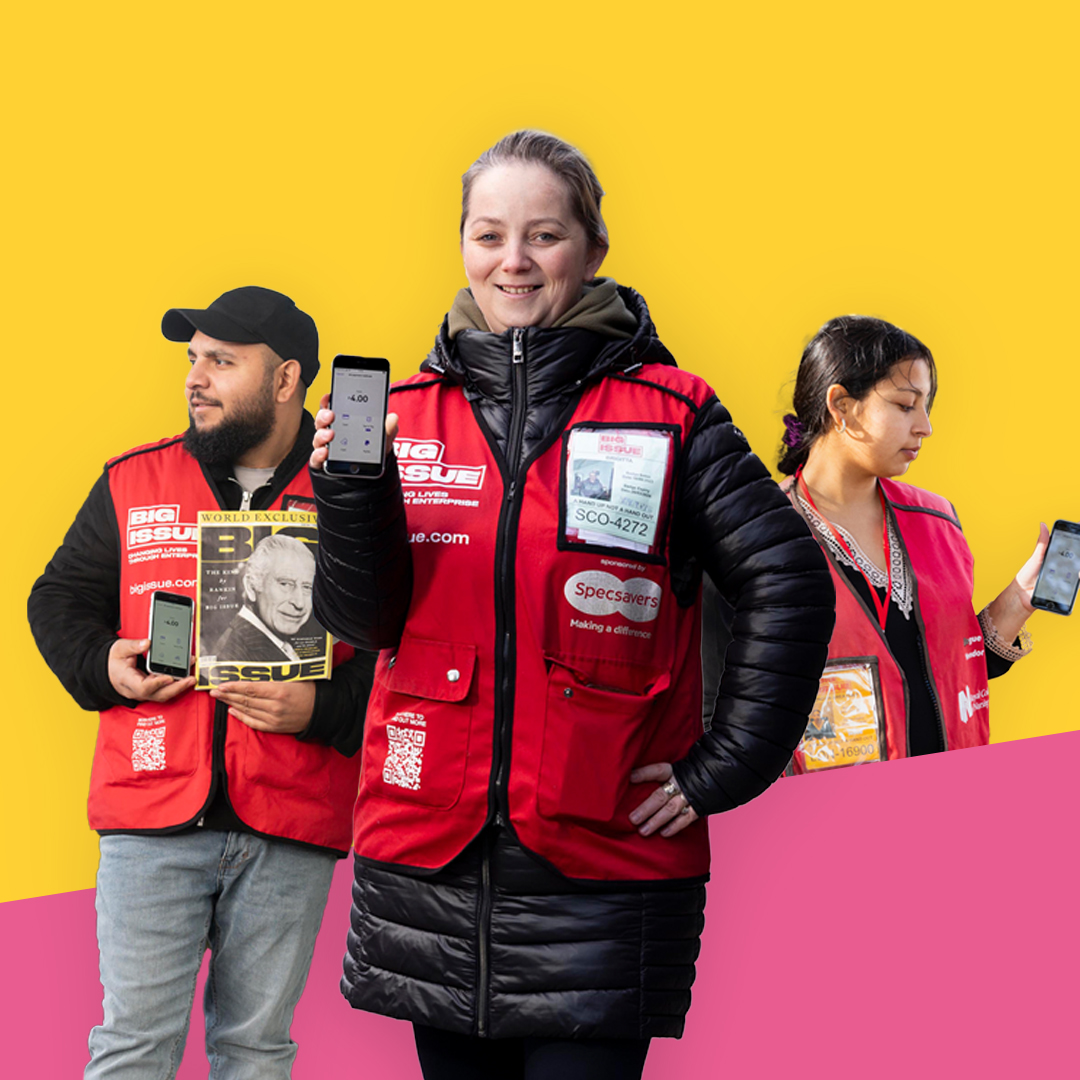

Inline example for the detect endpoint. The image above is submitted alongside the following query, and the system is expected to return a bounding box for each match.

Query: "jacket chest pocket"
[537,657,671,830]
[362,636,477,810]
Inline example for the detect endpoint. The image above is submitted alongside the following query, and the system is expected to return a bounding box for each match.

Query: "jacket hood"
[422,283,676,403]
[446,277,639,340]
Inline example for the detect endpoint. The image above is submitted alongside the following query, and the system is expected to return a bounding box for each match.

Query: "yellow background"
[3,1,1076,903]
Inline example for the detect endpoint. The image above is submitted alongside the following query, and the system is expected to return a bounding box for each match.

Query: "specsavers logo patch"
[563,570,662,623]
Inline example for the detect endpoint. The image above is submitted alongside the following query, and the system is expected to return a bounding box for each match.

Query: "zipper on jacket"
[476,829,495,1037]
[181,437,309,829]
[193,699,230,823]
[504,329,528,459]
[479,330,528,1032]
[195,477,269,822]
[223,476,270,514]
[491,328,529,810]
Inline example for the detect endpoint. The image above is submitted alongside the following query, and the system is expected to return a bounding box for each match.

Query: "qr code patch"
[132,727,166,772]
[382,724,425,791]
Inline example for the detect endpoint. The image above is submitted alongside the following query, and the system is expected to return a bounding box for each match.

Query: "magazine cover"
[195,510,332,688]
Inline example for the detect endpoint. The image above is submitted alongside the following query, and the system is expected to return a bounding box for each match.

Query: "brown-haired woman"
[778,315,1049,770]
[310,131,835,1079]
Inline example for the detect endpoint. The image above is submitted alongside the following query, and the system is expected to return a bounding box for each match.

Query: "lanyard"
[796,467,892,633]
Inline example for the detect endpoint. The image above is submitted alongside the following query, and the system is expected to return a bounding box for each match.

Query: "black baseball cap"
[162,286,320,385]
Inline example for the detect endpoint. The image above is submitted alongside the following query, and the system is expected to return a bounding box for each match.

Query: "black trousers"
[413,1024,651,1080]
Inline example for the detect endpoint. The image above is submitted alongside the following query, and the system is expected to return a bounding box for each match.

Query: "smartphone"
[147,590,195,677]
[325,355,391,477]
[1031,519,1080,615]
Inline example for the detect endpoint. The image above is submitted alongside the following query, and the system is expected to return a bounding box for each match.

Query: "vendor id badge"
[560,425,676,560]
[797,657,886,772]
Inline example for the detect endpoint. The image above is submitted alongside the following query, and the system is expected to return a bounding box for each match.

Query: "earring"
[835,418,847,435]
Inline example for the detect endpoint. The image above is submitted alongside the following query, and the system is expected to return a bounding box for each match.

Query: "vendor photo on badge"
[569,459,613,501]
[561,425,677,560]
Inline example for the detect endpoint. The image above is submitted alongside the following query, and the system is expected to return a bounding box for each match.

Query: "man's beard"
[183,379,276,466]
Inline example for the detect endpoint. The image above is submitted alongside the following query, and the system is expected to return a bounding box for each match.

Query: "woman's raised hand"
[983,523,1070,647]
[310,393,399,470]
[309,393,334,469]
[1013,523,1052,610]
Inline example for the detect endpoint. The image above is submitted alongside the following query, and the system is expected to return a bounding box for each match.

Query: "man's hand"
[108,638,195,703]
[210,680,317,734]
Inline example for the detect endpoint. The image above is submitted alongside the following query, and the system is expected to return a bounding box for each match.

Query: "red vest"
[788,478,989,770]
[88,436,361,851]
[354,366,715,881]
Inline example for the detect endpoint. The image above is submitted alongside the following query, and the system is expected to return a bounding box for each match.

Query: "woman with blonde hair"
[311,131,835,1078]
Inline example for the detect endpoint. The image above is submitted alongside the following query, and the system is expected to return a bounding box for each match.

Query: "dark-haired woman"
[308,130,835,1079]
[779,315,1045,769]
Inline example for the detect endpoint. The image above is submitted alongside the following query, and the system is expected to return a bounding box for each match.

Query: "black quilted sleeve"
[27,469,132,711]
[670,396,835,815]
[310,455,413,653]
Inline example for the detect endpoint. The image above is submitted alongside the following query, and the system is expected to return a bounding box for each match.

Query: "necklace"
[795,469,900,632]
[797,493,913,621]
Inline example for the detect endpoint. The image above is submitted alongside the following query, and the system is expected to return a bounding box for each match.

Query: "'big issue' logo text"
[127,505,197,549]
[394,439,486,490]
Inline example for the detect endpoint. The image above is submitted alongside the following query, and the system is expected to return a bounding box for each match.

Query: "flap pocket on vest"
[537,656,671,830]
[97,704,201,785]
[383,637,477,702]
[363,636,477,810]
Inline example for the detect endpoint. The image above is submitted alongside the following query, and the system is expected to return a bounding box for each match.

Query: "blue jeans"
[86,830,337,1080]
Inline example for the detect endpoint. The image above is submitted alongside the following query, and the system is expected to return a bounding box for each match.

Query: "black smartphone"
[1031,519,1080,615]
[147,590,195,677]
[325,355,391,477]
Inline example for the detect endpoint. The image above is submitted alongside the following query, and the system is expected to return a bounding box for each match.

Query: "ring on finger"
[679,803,692,816]
[662,780,679,798]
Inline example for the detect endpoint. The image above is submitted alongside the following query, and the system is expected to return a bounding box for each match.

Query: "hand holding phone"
[109,638,194,703]
[323,355,391,477]
[147,590,195,676]
[1031,519,1080,615]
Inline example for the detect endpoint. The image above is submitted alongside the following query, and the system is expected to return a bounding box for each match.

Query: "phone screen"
[329,365,389,469]
[1032,524,1080,613]
[149,596,193,673]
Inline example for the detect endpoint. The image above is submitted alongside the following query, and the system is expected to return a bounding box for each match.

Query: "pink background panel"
[2,731,1076,1078]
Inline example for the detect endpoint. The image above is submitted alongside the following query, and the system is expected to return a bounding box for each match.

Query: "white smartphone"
[147,590,194,677]
[1030,519,1080,616]
[326,355,391,477]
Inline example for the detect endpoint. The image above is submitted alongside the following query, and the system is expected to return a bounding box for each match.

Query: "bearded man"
[27,287,373,1080]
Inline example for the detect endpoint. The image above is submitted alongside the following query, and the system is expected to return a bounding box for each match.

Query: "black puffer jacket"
[313,285,834,1039]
